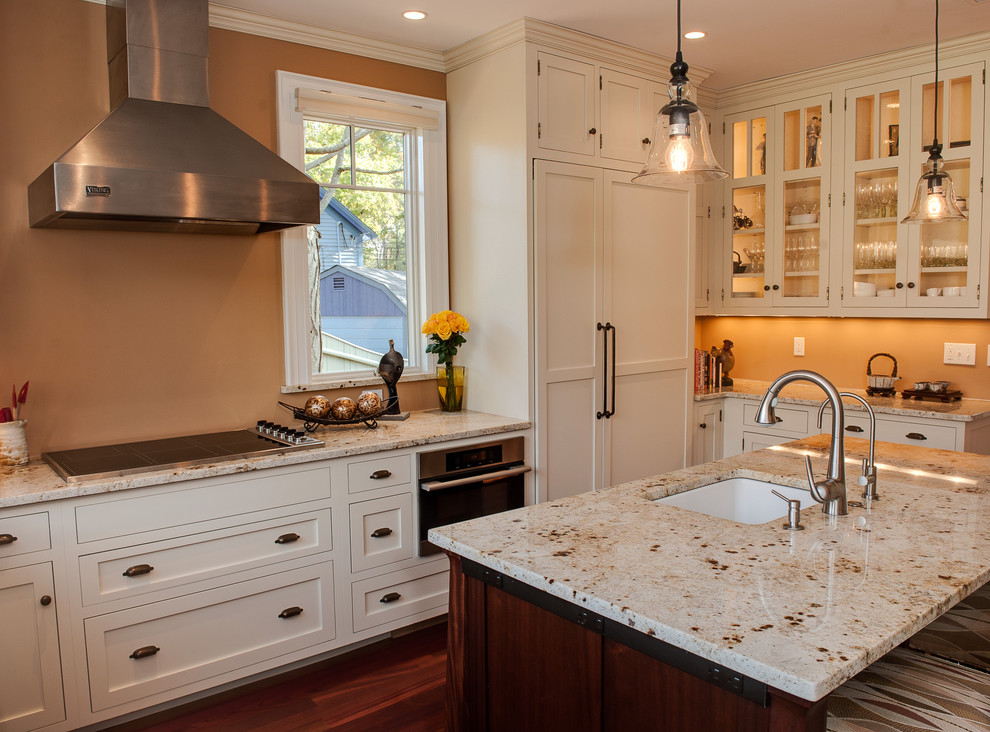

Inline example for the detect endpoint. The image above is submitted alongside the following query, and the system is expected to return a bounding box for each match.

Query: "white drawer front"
[351,560,448,632]
[742,403,811,436]
[346,454,412,495]
[349,493,414,573]
[79,510,332,606]
[85,560,334,711]
[876,419,958,451]
[0,511,51,559]
[75,465,331,543]
[741,431,798,453]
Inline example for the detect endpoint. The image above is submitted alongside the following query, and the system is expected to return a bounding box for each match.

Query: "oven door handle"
[420,465,532,492]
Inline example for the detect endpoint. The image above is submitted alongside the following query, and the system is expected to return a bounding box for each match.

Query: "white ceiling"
[214,0,990,89]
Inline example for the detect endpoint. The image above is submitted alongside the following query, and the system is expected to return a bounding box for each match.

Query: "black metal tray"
[278,400,386,430]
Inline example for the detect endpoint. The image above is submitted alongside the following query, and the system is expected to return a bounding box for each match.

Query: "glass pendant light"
[633,0,727,185]
[902,0,966,223]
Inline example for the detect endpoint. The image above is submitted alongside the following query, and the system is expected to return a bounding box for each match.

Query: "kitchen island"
[429,435,990,731]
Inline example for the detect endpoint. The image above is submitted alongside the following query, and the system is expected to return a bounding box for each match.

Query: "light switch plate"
[794,337,805,357]
[944,343,977,365]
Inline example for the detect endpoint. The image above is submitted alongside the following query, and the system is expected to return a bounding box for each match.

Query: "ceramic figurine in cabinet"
[711,339,736,387]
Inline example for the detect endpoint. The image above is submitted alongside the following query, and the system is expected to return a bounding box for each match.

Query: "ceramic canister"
[0,419,28,466]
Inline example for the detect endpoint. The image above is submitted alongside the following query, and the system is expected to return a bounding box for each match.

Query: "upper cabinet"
[537,51,667,166]
[708,43,989,319]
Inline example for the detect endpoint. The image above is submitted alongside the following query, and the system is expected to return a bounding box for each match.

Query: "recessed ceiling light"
[403,10,427,20]
[684,31,705,40]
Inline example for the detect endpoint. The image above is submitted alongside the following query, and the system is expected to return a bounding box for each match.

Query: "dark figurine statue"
[710,339,735,387]
[377,340,404,415]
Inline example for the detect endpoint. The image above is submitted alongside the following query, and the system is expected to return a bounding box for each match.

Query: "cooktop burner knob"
[256,420,266,431]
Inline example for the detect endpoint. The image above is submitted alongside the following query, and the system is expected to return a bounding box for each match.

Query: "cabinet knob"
[700,422,707,429]
[772,284,780,291]
[40,595,52,607]
[907,282,916,289]
[763,285,771,292]
[588,127,597,135]
[642,137,651,144]
[906,432,927,441]
[122,564,154,578]
[370,527,393,538]
[370,469,392,480]
[380,592,402,604]
[130,645,160,660]
[0,533,17,545]
[896,282,904,289]
[278,606,304,619]
[275,532,301,544]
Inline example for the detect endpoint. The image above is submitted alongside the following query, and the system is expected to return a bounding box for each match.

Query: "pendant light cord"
[676,0,682,57]
[933,0,940,150]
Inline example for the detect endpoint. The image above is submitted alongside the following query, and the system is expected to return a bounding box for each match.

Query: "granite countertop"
[695,378,990,422]
[429,435,990,701]
[0,410,530,509]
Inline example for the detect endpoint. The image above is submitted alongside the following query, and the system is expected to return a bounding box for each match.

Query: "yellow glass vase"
[436,365,465,412]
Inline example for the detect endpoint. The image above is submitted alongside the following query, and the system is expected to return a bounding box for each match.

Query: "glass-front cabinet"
[722,97,830,310]
[843,65,984,310]
[724,109,772,309]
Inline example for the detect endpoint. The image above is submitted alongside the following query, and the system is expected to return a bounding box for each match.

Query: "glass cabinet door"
[774,96,830,306]
[908,63,984,308]
[843,80,911,307]
[724,109,772,308]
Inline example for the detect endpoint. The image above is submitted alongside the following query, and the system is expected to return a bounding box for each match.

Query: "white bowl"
[854,282,877,297]
[789,213,818,225]
[877,289,895,297]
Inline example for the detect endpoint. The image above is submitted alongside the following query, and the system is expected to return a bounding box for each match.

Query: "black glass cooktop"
[43,429,323,483]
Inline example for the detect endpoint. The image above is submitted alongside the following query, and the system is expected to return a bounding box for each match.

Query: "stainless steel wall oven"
[418,436,529,556]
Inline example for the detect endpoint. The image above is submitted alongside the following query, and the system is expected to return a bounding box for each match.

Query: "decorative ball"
[304,395,331,418]
[356,391,383,415]
[330,397,357,421]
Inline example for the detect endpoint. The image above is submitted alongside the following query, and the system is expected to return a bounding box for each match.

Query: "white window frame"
[276,70,449,390]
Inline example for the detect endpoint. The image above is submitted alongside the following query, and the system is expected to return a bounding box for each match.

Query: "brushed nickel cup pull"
[370,469,392,480]
[906,432,927,440]
[278,606,304,619]
[370,527,393,538]
[122,564,154,577]
[40,595,52,606]
[275,532,301,544]
[130,645,160,660]
[0,534,17,545]
[380,592,402,604]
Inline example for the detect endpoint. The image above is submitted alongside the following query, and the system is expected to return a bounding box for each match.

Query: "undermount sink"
[656,478,814,525]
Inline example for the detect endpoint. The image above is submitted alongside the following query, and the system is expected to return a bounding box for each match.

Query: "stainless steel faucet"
[755,370,848,516]
[817,392,879,502]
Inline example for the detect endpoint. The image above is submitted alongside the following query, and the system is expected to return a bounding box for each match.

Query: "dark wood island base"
[444,553,828,732]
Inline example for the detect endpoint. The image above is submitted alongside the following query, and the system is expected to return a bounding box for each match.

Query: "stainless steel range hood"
[28,0,319,235]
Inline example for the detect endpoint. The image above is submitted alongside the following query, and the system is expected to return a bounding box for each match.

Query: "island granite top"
[429,435,990,702]
[0,410,530,508]
[695,378,990,422]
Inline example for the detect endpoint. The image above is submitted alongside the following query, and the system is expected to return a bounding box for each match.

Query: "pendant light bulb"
[666,135,694,172]
[926,190,945,217]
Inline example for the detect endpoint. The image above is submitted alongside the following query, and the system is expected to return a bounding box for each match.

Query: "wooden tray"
[900,389,963,403]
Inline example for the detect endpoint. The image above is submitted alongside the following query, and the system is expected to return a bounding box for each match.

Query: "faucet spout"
[756,370,847,516]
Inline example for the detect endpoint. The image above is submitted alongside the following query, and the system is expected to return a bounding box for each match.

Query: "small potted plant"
[422,311,469,412]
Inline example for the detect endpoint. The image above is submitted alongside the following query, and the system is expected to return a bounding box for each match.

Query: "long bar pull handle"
[596,323,609,419]
[606,323,616,418]
[122,564,154,578]
[130,646,160,660]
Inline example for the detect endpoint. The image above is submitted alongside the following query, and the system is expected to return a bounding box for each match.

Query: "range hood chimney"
[28,0,319,235]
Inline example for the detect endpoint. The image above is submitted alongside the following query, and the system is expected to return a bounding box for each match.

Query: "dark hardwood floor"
[112,621,447,732]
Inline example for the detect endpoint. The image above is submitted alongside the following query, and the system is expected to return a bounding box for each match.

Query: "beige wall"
[0,0,445,455]
[697,317,990,399]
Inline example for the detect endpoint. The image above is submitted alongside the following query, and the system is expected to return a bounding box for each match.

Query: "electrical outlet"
[793,337,805,357]
[369,388,383,399]
[944,343,977,365]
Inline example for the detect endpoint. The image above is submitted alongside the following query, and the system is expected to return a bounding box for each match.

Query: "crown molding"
[208,4,447,72]
[715,30,990,111]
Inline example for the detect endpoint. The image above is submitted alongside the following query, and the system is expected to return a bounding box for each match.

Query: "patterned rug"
[827,647,990,732]
[908,585,990,673]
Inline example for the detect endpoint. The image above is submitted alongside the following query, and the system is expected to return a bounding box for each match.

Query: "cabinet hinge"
[978,284,982,301]
[840,286,845,300]
[719,409,723,422]
[532,158,536,180]
[981,177,984,193]
[537,59,541,76]
[600,74,603,90]
[844,97,847,111]
[708,121,712,134]
[538,122,541,139]
[828,193,831,207]
[721,288,725,301]
[707,205,711,219]
[826,286,830,302]
[722,121,726,134]
[721,205,726,218]
[706,287,710,302]
[983,68,985,84]
[600,133,603,149]
[829,99,832,113]
[842,192,846,206]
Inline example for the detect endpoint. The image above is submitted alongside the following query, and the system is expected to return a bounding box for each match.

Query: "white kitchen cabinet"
[537,51,597,157]
[600,68,656,164]
[692,399,724,466]
[535,161,693,498]
[350,559,448,633]
[348,492,414,573]
[0,561,64,732]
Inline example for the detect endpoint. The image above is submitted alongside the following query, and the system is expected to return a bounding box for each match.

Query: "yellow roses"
[423,310,469,365]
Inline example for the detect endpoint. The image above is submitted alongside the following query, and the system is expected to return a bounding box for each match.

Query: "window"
[276,71,448,388]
